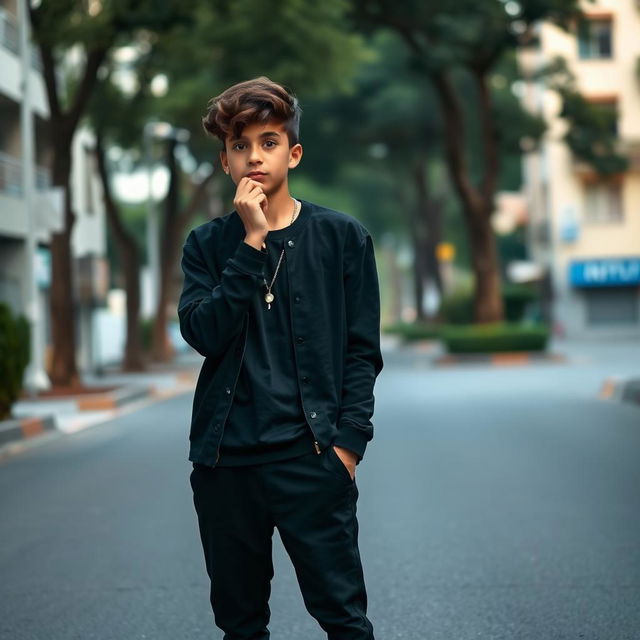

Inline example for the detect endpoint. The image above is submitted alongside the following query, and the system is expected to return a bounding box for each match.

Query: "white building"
[520,0,640,339]
[0,0,108,388]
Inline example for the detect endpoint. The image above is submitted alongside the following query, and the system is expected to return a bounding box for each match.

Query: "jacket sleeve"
[333,231,384,464]
[177,230,266,360]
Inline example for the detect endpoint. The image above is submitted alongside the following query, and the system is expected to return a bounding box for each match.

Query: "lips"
[247,172,266,178]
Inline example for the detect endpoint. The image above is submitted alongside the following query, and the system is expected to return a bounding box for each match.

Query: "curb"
[75,385,151,411]
[434,351,567,367]
[1,376,198,457]
[0,415,57,447]
[600,377,640,405]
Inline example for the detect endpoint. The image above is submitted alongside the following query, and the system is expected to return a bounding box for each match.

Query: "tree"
[530,55,628,176]
[350,0,582,323]
[28,0,196,385]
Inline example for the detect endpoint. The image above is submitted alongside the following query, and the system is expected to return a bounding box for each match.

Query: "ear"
[288,143,303,170]
[219,150,229,174]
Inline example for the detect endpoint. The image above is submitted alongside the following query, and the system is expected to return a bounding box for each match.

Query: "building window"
[577,18,612,59]
[583,181,623,223]
[585,287,638,325]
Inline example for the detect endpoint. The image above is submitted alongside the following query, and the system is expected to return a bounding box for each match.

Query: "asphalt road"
[1,344,640,639]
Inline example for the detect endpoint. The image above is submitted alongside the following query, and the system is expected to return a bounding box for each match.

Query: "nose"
[248,143,263,164]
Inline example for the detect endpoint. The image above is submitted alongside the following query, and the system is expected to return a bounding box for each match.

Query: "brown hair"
[202,76,302,150]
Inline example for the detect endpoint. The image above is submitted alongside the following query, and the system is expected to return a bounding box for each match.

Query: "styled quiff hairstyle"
[202,76,302,151]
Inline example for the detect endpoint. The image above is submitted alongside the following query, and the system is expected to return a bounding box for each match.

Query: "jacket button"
[214,423,221,432]
[287,240,295,247]
[310,411,317,418]
[294,295,301,303]
[225,387,231,394]
[302,376,309,383]
[296,336,304,344]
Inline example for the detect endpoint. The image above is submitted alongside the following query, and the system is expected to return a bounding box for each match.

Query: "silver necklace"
[262,198,300,310]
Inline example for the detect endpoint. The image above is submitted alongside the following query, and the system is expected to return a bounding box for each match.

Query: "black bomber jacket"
[177,197,384,468]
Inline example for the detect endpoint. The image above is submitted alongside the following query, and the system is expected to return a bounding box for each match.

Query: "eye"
[264,140,277,147]
[232,142,245,151]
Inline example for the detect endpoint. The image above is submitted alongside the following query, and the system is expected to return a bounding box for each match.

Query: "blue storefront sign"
[569,257,640,288]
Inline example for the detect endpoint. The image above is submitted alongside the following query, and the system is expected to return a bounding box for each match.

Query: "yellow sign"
[436,242,455,262]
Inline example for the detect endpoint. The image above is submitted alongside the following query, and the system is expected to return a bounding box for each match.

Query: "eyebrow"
[230,131,282,142]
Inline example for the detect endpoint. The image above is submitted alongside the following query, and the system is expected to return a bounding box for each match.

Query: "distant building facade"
[0,0,107,384]
[520,0,640,338]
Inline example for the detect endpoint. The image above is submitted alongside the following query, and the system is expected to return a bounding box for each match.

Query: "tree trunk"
[152,144,217,362]
[95,133,146,372]
[431,70,503,323]
[467,211,504,323]
[49,190,81,386]
[29,7,111,385]
[356,7,505,324]
[410,229,427,321]
[151,140,178,362]
[48,154,80,386]
[413,155,443,297]
[404,156,444,321]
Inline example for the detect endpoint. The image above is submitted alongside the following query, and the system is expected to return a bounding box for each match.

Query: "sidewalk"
[1,351,203,457]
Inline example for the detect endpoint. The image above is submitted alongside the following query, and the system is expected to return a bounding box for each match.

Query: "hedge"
[382,321,441,341]
[0,303,31,420]
[440,323,549,353]
[440,283,539,325]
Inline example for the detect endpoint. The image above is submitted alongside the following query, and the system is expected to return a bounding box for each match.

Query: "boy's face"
[220,119,302,196]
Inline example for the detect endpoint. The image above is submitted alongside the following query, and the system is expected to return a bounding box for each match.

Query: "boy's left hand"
[332,445,358,480]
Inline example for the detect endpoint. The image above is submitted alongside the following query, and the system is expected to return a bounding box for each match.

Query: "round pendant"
[264,292,274,304]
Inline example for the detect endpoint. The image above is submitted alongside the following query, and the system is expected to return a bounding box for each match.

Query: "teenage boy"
[178,76,384,640]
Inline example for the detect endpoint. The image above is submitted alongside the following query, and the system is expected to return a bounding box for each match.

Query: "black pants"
[189,445,375,640]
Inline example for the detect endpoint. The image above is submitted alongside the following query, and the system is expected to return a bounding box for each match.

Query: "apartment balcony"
[0,150,52,197]
[0,149,21,196]
[0,7,18,55]
[0,7,43,71]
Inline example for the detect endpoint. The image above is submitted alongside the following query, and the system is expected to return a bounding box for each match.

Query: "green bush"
[383,321,441,341]
[502,284,538,322]
[440,283,539,325]
[439,294,475,325]
[0,303,31,420]
[440,322,549,353]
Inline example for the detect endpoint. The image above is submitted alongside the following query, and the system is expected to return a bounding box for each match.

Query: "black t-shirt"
[216,212,317,466]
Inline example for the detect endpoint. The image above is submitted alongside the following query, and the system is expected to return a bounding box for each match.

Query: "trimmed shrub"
[502,284,538,323]
[0,303,31,420]
[383,321,441,341]
[440,322,549,353]
[440,283,539,325]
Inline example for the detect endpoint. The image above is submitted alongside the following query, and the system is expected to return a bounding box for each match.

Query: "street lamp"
[143,121,190,317]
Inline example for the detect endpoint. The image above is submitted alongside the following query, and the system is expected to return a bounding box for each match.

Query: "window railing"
[0,150,23,196]
[31,45,43,72]
[0,9,44,71]
[0,151,52,196]
[0,8,19,55]
[35,164,51,190]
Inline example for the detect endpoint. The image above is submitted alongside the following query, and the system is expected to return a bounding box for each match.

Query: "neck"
[263,184,296,230]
